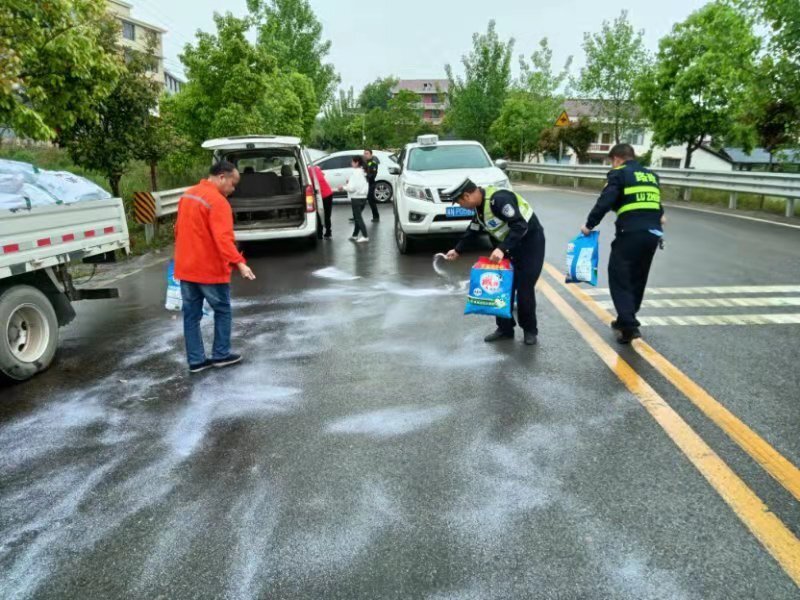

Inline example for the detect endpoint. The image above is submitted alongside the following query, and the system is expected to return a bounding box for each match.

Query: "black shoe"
[324,232,332,239]
[617,328,641,344]
[484,329,514,343]
[211,354,242,368]
[610,319,622,331]
[524,331,538,346]
[189,359,214,373]
[371,217,380,222]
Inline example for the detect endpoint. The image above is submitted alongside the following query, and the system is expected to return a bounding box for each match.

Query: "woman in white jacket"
[341,156,370,242]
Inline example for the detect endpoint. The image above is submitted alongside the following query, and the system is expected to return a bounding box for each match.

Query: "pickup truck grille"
[424,188,454,203]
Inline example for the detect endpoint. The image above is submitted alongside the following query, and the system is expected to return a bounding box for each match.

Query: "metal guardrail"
[146,164,800,219]
[153,187,186,218]
[507,162,800,217]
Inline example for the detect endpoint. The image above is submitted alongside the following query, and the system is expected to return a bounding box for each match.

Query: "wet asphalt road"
[1,186,799,599]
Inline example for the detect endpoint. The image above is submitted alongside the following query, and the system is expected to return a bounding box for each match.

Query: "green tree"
[519,38,572,100]
[364,108,392,149]
[359,77,399,111]
[0,0,120,141]
[635,2,760,168]
[135,112,185,192]
[63,48,161,197]
[735,0,800,146]
[162,12,317,156]
[445,20,514,144]
[492,38,571,159]
[490,91,548,160]
[312,88,359,150]
[247,0,339,106]
[537,118,598,163]
[385,90,423,148]
[560,118,598,163]
[576,11,650,144]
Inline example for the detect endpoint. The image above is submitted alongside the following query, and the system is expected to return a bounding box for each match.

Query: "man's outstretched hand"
[238,263,256,280]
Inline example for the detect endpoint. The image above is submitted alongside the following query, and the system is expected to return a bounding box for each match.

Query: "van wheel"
[0,285,59,382]
[395,216,414,254]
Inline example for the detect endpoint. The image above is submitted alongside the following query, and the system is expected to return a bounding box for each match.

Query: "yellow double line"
[537,262,800,586]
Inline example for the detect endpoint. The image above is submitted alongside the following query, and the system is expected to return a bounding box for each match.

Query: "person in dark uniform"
[444,178,546,346]
[363,149,381,222]
[581,143,665,344]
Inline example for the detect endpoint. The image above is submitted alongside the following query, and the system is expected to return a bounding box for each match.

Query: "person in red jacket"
[309,164,334,238]
[174,161,256,373]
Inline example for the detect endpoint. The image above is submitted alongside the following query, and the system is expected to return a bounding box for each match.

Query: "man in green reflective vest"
[444,178,546,346]
[581,143,665,344]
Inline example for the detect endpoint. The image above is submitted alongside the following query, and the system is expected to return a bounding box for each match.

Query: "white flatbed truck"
[0,198,130,381]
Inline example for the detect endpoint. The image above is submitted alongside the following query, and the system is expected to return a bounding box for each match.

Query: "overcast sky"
[131,0,710,93]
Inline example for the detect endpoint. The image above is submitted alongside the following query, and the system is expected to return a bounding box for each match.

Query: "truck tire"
[394,214,415,254]
[0,285,59,382]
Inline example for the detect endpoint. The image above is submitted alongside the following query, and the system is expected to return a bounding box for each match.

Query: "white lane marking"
[639,314,800,326]
[586,285,800,296]
[520,184,800,230]
[596,296,800,309]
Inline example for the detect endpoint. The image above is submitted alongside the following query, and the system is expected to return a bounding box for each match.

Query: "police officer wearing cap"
[581,143,665,344]
[444,179,546,346]
[364,149,381,222]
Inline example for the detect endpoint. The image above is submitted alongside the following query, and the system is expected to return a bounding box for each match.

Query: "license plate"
[446,207,475,218]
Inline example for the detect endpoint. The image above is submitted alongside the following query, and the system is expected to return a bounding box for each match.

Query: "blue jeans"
[180,281,232,366]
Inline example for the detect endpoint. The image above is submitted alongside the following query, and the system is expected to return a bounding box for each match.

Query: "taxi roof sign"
[555,111,570,127]
[417,134,439,146]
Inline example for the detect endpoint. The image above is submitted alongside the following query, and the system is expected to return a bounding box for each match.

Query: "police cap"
[442,178,478,204]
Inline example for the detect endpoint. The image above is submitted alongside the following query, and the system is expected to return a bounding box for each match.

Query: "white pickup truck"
[390,135,511,254]
[0,198,130,381]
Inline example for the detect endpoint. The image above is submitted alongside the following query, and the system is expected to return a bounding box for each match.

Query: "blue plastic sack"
[165,260,182,311]
[465,258,514,319]
[165,260,212,316]
[566,231,599,286]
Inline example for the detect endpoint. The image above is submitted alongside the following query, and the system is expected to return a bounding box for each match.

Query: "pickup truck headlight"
[404,184,429,201]
[491,179,511,189]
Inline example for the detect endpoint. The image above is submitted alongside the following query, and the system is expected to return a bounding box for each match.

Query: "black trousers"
[351,197,368,237]
[497,228,546,335]
[366,179,379,219]
[322,194,333,235]
[608,230,660,329]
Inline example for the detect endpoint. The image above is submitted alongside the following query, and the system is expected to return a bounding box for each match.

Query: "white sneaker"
[356,236,370,243]
[348,235,358,241]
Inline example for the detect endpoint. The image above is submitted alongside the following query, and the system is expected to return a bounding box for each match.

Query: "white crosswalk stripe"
[585,285,800,296]
[583,284,800,327]
[596,297,800,309]
[638,314,800,326]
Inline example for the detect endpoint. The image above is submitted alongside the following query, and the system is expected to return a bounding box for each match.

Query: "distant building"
[391,79,450,125]
[106,0,167,88]
[713,147,800,172]
[545,99,734,170]
[164,70,185,95]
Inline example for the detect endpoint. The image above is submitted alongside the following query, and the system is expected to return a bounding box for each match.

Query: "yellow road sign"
[555,111,570,127]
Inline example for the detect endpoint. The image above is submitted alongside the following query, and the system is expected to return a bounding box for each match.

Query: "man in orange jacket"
[174,161,256,373]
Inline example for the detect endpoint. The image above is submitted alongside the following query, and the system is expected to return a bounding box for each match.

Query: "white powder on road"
[326,405,452,438]
[312,266,361,281]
